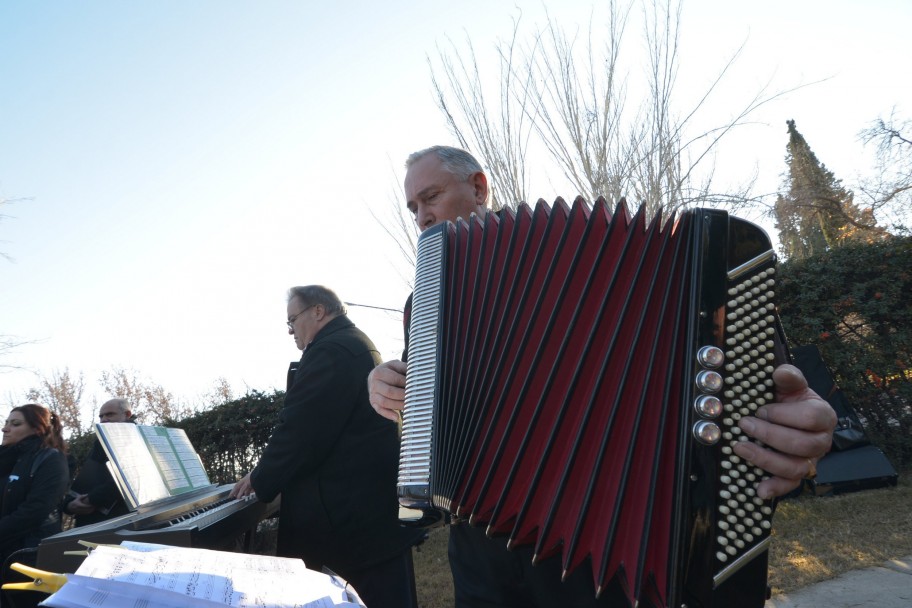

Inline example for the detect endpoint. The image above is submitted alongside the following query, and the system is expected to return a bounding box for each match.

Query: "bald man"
[64,398,133,526]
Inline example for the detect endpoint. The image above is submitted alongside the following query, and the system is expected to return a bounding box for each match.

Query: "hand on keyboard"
[230,473,255,499]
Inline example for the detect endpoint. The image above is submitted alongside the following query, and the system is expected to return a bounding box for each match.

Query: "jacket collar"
[302,314,353,353]
[3,434,43,457]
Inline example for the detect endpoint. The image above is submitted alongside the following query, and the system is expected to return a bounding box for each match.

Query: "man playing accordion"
[368,145,837,608]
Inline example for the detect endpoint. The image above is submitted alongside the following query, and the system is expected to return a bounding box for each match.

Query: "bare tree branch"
[26,367,88,436]
[367,157,419,290]
[99,366,186,425]
[0,335,41,374]
[0,196,33,263]
[425,0,811,221]
[858,109,912,232]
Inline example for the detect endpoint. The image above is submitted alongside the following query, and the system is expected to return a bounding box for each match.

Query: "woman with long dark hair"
[0,404,70,578]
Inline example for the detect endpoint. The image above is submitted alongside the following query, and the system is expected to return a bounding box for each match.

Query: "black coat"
[0,436,70,567]
[64,437,130,527]
[250,315,422,575]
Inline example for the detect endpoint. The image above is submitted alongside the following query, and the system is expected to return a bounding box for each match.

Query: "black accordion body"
[398,198,785,607]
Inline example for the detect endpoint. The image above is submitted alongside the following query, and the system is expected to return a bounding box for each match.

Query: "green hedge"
[778,237,912,467]
[167,390,285,485]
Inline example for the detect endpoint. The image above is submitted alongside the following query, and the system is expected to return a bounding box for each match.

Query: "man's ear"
[470,171,488,207]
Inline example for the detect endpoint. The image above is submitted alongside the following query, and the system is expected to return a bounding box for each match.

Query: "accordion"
[398,198,785,607]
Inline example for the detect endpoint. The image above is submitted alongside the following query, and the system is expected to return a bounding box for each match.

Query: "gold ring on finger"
[804,458,817,480]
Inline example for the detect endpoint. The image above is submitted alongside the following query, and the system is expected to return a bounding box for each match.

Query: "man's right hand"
[367,359,407,422]
[66,494,97,516]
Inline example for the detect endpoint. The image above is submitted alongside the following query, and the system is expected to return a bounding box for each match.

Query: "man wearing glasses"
[231,285,422,608]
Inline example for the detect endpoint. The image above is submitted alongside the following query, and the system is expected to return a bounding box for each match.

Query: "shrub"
[167,390,285,485]
[67,431,96,472]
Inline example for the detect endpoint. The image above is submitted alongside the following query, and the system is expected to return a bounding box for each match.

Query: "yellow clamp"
[62,539,105,558]
[1,562,67,594]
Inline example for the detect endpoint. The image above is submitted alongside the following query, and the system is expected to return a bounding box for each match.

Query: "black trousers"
[448,523,630,608]
[337,549,419,608]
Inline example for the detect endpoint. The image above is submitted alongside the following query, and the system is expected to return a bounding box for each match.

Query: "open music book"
[95,423,215,510]
[38,542,365,608]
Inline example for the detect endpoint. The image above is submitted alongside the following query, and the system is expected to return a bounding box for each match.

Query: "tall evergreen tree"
[775,119,888,260]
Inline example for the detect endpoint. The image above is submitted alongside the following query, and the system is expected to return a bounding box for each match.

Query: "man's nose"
[417,208,435,230]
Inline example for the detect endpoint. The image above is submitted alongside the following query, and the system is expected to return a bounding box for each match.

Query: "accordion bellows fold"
[399,197,781,608]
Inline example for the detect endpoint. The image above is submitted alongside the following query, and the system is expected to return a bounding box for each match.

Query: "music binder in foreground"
[38,542,364,608]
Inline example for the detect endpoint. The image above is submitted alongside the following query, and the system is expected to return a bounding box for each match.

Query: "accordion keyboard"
[714,261,778,582]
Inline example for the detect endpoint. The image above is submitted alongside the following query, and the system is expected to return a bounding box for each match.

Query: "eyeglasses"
[286,305,313,330]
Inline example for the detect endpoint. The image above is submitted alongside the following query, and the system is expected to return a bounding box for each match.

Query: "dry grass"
[413,528,454,608]
[767,472,912,594]
[412,472,912,608]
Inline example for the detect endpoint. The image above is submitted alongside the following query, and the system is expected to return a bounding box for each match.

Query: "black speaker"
[808,445,899,496]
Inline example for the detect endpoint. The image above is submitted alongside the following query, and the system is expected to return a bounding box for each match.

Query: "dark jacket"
[250,315,422,575]
[0,436,70,568]
[64,436,130,526]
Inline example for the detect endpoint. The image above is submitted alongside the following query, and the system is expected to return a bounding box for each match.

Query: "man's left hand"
[733,364,837,499]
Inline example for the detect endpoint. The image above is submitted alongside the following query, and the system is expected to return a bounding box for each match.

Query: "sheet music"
[40,543,363,608]
[96,424,214,509]
[139,426,211,491]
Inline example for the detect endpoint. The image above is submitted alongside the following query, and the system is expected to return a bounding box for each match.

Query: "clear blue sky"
[2,1,909,422]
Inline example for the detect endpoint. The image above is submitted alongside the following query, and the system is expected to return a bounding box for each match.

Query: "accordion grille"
[399,228,445,489]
